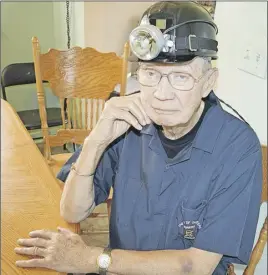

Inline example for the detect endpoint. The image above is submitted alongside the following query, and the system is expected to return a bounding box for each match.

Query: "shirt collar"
[140,123,157,136]
[140,91,226,154]
[192,91,225,153]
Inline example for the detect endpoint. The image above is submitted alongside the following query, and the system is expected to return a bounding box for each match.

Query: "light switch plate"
[238,43,267,79]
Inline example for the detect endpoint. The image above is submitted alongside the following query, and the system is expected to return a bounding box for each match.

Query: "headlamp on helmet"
[129,1,219,62]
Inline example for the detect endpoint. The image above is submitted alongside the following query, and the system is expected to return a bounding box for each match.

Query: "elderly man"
[15,2,262,275]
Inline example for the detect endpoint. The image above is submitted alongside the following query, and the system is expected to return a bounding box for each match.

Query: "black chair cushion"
[1,63,48,88]
[17,108,63,130]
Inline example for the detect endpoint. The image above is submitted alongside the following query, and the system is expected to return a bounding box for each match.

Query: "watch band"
[99,247,112,275]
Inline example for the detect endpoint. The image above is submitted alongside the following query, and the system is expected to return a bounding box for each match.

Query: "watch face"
[98,254,111,269]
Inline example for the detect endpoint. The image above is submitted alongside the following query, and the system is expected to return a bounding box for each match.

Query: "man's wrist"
[85,131,111,149]
[84,246,103,274]
[73,135,108,174]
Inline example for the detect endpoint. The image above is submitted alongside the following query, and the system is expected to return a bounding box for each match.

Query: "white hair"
[202,57,212,73]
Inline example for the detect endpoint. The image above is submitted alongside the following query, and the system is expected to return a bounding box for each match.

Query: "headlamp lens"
[129,25,165,61]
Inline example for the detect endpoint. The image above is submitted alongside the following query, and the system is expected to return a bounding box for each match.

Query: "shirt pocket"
[166,199,208,249]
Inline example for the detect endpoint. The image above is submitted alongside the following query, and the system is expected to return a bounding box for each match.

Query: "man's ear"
[202,68,219,98]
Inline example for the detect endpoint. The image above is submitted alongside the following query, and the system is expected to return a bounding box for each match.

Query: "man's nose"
[154,76,175,100]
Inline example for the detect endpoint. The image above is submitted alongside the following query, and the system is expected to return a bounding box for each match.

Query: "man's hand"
[90,93,151,146]
[14,227,101,274]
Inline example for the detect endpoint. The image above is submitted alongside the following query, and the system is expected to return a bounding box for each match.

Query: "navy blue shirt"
[57,92,262,275]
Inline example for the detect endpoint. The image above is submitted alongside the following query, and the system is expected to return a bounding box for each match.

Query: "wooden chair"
[228,145,267,275]
[31,36,130,176]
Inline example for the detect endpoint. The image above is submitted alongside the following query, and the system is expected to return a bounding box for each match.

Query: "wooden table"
[1,99,79,275]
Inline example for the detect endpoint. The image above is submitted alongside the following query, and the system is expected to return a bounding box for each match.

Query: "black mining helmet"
[129,1,219,63]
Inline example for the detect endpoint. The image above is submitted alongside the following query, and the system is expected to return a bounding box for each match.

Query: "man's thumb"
[57,227,73,234]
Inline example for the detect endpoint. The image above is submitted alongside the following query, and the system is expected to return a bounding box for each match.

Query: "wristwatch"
[97,247,112,275]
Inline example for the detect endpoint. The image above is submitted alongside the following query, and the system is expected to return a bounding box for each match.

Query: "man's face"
[139,57,212,127]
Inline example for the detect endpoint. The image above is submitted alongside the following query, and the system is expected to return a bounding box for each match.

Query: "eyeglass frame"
[136,66,207,91]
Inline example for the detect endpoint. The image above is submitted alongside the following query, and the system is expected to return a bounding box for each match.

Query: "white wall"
[71,2,85,47]
[53,2,84,49]
[214,2,267,145]
[1,2,59,112]
[214,3,267,274]
[53,2,67,50]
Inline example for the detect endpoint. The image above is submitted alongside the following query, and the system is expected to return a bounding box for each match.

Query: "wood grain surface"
[38,45,125,100]
[1,99,79,275]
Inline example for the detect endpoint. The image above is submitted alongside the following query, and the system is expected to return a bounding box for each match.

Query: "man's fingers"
[17,237,48,248]
[57,227,74,235]
[117,110,142,130]
[124,102,146,126]
[126,93,150,124]
[29,229,53,240]
[14,246,46,257]
[135,101,151,125]
[16,258,47,268]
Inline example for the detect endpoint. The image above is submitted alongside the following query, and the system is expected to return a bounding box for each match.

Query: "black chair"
[1,62,63,139]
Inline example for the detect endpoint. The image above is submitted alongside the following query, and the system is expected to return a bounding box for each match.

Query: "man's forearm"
[87,248,194,275]
[107,249,194,275]
[60,135,108,223]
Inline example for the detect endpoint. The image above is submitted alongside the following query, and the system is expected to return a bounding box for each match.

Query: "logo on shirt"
[178,220,202,240]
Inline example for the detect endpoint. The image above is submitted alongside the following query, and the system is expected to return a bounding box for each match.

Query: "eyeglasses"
[137,67,204,91]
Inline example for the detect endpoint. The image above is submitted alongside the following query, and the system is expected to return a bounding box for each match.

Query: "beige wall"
[84,2,153,55]
[84,2,154,74]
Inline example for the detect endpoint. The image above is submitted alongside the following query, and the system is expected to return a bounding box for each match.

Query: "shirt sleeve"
[193,132,263,265]
[57,138,123,206]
